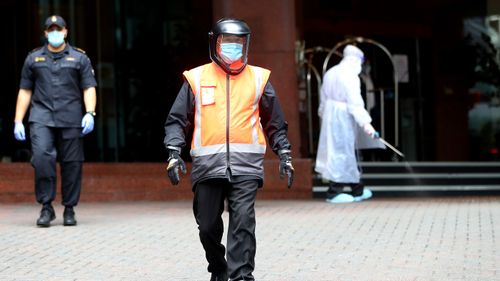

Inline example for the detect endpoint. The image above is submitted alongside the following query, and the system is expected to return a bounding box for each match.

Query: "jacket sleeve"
[259,81,292,154]
[164,81,195,150]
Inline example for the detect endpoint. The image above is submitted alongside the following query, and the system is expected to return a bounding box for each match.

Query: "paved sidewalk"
[0,196,499,281]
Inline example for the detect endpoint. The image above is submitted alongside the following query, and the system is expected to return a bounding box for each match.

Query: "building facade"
[1,0,499,163]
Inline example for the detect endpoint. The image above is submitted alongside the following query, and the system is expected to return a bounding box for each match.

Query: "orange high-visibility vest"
[183,62,270,158]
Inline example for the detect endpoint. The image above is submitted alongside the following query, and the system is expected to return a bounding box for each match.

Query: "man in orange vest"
[164,18,294,281]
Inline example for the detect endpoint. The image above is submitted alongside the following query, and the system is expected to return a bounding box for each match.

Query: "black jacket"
[164,72,291,186]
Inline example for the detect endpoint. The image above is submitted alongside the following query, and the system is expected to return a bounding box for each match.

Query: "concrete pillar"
[212,0,302,158]
[488,0,500,14]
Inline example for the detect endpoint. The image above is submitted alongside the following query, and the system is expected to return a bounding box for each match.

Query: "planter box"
[0,159,311,203]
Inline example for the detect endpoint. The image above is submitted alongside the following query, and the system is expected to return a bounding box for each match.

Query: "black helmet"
[208,18,251,75]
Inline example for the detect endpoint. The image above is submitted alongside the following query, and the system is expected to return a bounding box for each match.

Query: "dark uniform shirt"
[19,44,97,128]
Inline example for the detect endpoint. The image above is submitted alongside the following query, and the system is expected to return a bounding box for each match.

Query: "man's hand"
[166,149,187,185]
[14,122,26,141]
[81,113,94,135]
[278,149,294,188]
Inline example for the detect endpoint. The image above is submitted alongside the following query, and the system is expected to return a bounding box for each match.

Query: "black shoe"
[229,276,254,281]
[210,271,228,281]
[326,182,344,199]
[63,207,77,226]
[36,205,55,227]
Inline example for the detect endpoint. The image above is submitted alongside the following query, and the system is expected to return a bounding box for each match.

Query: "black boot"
[63,206,77,226]
[37,204,55,227]
[210,271,228,281]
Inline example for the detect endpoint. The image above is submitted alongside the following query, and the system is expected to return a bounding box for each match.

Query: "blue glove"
[373,131,380,139]
[278,149,294,189]
[14,122,26,141]
[81,113,94,135]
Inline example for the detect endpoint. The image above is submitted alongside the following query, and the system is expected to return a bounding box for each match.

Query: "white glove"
[363,123,378,138]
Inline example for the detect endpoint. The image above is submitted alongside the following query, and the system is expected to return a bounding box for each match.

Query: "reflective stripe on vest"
[184,63,269,157]
[190,66,202,150]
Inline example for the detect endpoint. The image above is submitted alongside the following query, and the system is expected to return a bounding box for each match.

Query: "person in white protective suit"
[315,44,383,204]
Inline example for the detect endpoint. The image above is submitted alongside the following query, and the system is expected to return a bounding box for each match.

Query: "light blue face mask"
[47,31,65,47]
[220,43,243,64]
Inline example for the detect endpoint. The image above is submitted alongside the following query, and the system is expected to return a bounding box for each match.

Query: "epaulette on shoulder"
[29,46,43,53]
[72,46,86,54]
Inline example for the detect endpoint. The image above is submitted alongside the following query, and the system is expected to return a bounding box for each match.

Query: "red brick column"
[211,1,311,196]
[212,0,301,158]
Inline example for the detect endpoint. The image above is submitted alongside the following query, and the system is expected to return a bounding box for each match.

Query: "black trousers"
[193,178,258,281]
[327,181,364,198]
[30,123,84,207]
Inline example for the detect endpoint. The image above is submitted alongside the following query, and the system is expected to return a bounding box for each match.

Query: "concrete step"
[313,161,500,197]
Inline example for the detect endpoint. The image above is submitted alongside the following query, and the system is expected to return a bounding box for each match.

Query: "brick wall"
[0,159,312,203]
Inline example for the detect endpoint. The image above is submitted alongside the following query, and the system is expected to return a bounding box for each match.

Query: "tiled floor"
[0,196,499,280]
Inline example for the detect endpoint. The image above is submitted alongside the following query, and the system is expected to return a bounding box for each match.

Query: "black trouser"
[30,123,84,207]
[326,181,364,198]
[193,178,258,281]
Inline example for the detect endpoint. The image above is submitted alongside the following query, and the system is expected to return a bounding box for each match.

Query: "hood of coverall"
[341,44,364,75]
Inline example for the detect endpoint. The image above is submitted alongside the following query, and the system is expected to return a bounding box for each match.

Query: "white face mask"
[47,31,65,47]
[343,56,363,74]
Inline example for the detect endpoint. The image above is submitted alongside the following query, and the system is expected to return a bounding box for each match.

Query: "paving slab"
[0,196,499,281]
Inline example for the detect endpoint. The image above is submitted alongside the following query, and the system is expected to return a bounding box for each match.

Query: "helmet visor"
[216,34,249,71]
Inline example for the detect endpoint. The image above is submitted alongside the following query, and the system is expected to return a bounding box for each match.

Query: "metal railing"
[297,37,400,156]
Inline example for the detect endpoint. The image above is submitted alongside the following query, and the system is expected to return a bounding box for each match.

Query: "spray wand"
[377,137,405,158]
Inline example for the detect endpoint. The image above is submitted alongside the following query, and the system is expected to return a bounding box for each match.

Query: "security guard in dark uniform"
[13,15,97,227]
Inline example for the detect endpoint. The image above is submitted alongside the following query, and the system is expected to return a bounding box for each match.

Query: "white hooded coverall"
[315,45,382,183]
